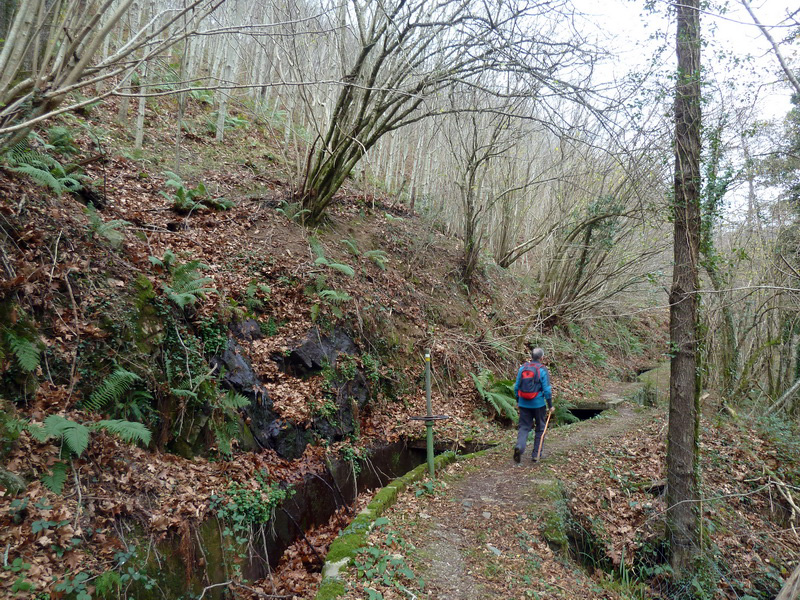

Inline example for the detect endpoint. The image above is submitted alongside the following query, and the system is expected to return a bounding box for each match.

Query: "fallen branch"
[231,582,292,598]
[197,580,232,600]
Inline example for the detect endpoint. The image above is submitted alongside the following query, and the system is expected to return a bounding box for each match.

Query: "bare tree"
[740,0,800,97]
[296,0,598,225]
[0,0,222,153]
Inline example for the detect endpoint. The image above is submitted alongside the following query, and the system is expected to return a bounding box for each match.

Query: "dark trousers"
[516,406,548,458]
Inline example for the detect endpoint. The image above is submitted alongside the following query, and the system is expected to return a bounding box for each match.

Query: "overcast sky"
[572,0,797,119]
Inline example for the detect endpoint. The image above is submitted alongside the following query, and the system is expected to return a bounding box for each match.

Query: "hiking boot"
[513,447,521,463]
[531,455,539,463]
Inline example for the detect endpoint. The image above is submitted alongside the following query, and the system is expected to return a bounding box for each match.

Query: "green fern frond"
[471,371,518,424]
[149,249,177,270]
[26,422,51,443]
[219,390,250,410]
[163,171,183,188]
[41,462,68,494]
[327,262,355,277]
[275,201,310,222]
[85,367,141,413]
[485,391,518,422]
[384,212,404,223]
[365,250,388,270]
[94,419,152,446]
[97,220,130,247]
[164,259,215,307]
[9,164,64,193]
[315,256,355,277]
[204,197,233,210]
[341,238,360,256]
[42,415,90,456]
[310,303,321,322]
[85,204,129,247]
[319,289,352,303]
[94,572,122,597]
[171,259,209,287]
[5,331,41,372]
[309,237,326,260]
[212,419,238,456]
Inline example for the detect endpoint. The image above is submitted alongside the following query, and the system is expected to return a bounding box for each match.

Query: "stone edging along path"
[314,449,488,600]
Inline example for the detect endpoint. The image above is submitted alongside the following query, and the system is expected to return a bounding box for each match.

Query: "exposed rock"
[211,339,270,404]
[281,327,358,375]
[229,319,262,342]
[313,370,370,441]
[212,328,372,459]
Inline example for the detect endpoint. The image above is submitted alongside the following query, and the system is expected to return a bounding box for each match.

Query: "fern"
[36,415,91,455]
[275,200,310,222]
[314,256,356,276]
[384,212,404,223]
[212,419,239,456]
[365,249,388,270]
[149,248,177,270]
[5,331,41,372]
[151,251,216,308]
[9,164,65,192]
[309,236,326,260]
[205,196,234,210]
[94,572,122,597]
[166,260,215,307]
[41,462,68,494]
[219,390,251,410]
[471,370,518,424]
[27,415,151,457]
[47,126,79,155]
[85,367,141,412]
[85,204,130,248]
[319,289,352,303]
[244,281,271,311]
[341,238,360,256]
[160,172,224,213]
[95,420,152,446]
[4,138,82,195]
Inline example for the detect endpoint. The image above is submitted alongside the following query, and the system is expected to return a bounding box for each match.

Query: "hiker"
[513,347,553,463]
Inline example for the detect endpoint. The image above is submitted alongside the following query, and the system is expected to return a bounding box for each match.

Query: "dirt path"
[406,378,661,599]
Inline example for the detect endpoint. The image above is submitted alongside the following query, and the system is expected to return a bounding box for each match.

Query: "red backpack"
[519,362,542,400]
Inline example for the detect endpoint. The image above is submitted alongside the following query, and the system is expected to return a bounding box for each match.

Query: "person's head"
[531,347,544,362]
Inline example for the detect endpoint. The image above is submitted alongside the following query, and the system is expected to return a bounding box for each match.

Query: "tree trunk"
[215,39,234,143]
[666,0,702,577]
[134,60,148,149]
[777,563,800,600]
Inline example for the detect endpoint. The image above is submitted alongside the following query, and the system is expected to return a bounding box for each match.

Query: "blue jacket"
[514,361,552,410]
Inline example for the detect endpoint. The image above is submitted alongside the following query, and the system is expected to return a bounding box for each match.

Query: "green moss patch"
[314,450,459,599]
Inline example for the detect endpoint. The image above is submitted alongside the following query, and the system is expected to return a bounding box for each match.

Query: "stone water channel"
[130,323,491,598]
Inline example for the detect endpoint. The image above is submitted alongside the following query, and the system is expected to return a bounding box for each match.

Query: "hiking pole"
[536,410,553,461]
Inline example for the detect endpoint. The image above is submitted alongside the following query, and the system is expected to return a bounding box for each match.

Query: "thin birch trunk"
[215,37,234,142]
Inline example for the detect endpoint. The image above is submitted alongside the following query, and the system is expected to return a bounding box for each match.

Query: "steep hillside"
[0,102,666,599]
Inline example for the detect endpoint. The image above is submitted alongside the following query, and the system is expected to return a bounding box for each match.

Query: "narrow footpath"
[341,371,668,600]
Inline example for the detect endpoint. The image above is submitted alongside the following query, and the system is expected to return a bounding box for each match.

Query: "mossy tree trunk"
[666,0,702,577]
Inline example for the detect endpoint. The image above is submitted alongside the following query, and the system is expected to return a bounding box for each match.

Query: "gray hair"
[531,347,544,361]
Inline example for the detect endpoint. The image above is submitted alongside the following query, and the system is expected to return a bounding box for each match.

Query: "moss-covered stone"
[533,479,570,555]
[0,466,25,495]
[316,578,346,600]
[314,450,459,600]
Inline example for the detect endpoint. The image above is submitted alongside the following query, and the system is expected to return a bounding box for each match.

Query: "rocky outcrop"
[279,327,358,375]
[212,324,373,460]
